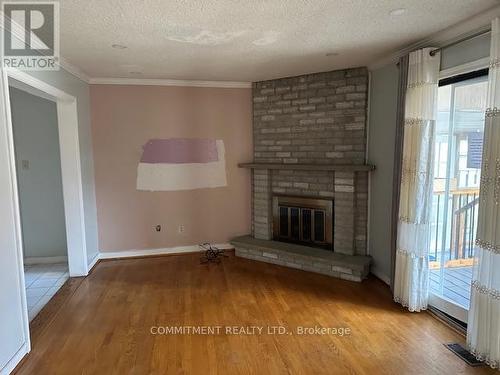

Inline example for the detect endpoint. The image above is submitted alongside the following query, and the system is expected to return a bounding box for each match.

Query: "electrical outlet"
[155,225,161,232]
[178,224,185,234]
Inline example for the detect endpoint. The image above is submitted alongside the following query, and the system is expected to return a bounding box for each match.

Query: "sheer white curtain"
[393,48,440,312]
[467,18,500,370]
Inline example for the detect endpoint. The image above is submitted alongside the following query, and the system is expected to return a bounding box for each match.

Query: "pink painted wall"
[90,85,252,252]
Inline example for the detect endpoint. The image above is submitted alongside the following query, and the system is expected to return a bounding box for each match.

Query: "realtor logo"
[2,1,60,70]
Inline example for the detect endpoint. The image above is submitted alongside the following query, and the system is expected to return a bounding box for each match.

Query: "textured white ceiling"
[59,0,497,81]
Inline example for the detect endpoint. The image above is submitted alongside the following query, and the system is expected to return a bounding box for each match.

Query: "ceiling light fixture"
[112,44,127,49]
[389,8,407,16]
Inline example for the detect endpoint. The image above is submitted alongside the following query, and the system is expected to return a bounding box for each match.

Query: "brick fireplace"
[232,67,374,282]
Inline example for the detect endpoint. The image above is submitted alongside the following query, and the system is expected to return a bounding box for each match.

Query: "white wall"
[10,87,67,259]
[368,33,491,284]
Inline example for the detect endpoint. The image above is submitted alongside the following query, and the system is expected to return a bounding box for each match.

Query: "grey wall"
[25,69,98,265]
[367,64,399,282]
[441,33,490,71]
[367,34,491,284]
[10,87,67,259]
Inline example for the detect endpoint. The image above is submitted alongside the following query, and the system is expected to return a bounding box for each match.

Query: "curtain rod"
[396,28,491,65]
[429,29,491,56]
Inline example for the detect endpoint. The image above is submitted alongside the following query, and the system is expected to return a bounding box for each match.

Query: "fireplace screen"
[272,196,333,250]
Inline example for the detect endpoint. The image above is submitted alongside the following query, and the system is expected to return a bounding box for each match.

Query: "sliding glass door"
[429,72,488,321]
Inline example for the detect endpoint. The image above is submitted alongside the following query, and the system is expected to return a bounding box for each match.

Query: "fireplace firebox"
[272,196,333,250]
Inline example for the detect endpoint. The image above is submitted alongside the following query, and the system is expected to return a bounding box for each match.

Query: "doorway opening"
[1,69,89,355]
[9,84,70,321]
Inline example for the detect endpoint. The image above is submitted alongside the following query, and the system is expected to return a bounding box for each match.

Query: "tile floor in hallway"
[24,263,69,321]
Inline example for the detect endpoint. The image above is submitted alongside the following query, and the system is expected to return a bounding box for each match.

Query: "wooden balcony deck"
[430,266,472,309]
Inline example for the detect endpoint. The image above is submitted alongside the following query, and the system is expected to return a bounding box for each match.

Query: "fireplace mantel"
[238,162,375,172]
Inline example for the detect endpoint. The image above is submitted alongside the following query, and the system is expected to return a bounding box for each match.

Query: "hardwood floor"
[15,252,495,374]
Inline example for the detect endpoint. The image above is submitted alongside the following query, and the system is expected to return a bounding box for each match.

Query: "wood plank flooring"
[15,253,495,374]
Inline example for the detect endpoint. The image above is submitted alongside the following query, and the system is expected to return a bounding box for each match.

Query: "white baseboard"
[87,253,100,272]
[370,268,391,285]
[24,256,68,265]
[0,342,29,375]
[98,243,233,260]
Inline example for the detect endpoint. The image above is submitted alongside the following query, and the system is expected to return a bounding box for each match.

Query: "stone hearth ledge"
[231,235,371,282]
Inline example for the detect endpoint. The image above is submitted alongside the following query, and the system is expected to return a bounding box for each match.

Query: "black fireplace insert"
[272,195,333,250]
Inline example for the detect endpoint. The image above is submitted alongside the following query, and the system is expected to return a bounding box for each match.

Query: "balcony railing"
[430,184,479,268]
[429,186,478,309]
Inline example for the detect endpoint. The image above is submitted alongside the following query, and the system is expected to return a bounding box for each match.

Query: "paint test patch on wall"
[137,138,227,191]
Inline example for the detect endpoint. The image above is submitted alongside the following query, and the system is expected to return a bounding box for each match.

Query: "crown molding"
[58,57,91,83]
[55,59,250,89]
[88,77,251,88]
[368,4,500,70]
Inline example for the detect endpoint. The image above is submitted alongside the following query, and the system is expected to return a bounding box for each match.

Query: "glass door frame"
[427,62,489,323]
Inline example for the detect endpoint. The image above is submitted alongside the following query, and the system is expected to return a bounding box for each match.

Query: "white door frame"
[0,68,88,374]
[2,68,89,278]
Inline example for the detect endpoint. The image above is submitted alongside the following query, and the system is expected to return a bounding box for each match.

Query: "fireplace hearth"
[272,196,333,250]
